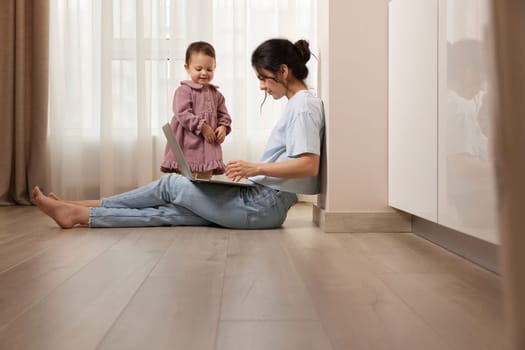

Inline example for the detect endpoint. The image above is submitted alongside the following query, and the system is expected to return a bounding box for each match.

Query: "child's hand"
[215,126,227,144]
[201,123,216,143]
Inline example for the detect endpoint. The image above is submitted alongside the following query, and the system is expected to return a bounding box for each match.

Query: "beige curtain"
[492,1,525,349]
[0,0,49,205]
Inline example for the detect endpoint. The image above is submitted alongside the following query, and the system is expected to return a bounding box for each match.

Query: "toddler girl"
[161,41,232,179]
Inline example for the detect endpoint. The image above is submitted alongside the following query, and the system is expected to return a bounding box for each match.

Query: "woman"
[33,38,325,229]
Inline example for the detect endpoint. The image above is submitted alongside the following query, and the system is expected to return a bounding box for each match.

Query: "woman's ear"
[280,64,289,80]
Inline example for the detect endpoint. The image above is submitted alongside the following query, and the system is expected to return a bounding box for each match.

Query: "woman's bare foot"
[32,186,89,228]
[48,192,61,201]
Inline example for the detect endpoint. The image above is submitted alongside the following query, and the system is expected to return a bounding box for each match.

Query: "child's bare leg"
[193,170,213,180]
[48,192,101,207]
[33,186,90,228]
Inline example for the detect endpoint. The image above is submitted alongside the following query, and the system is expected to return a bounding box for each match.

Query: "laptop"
[162,123,254,187]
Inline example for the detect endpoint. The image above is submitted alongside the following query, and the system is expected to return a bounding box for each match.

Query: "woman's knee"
[245,208,287,229]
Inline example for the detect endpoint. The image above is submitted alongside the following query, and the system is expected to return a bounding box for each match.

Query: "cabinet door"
[437,0,498,243]
[388,0,438,221]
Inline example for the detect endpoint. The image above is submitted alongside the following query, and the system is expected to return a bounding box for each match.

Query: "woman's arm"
[225,153,320,182]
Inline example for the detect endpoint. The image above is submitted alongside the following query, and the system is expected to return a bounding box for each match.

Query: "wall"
[315,0,411,232]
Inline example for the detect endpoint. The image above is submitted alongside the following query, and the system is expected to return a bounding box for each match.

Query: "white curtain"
[48,0,318,199]
[446,0,490,42]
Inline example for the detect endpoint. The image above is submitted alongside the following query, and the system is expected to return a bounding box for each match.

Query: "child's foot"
[33,186,78,229]
[193,171,214,180]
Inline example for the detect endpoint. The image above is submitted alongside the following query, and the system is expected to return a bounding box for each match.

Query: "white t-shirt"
[250,90,325,194]
[446,90,488,161]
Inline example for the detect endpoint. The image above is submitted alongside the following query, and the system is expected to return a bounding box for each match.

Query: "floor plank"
[97,228,228,350]
[0,229,123,330]
[282,227,450,350]
[216,320,333,350]
[219,230,319,322]
[0,230,173,350]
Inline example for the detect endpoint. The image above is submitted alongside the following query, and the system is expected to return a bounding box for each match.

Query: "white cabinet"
[389,0,498,243]
[388,0,438,222]
[437,0,498,243]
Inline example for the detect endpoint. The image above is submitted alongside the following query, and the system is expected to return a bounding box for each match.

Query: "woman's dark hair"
[251,38,311,81]
[185,41,216,64]
[447,39,483,82]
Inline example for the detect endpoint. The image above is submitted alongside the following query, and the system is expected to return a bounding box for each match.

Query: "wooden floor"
[0,203,505,350]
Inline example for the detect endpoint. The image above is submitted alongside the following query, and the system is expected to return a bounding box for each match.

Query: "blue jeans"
[89,174,298,229]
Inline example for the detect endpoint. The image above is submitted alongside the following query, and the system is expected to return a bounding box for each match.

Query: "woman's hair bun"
[294,40,311,63]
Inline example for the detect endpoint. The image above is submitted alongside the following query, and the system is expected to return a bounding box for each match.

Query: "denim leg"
[100,175,181,209]
[89,203,213,228]
[91,174,297,229]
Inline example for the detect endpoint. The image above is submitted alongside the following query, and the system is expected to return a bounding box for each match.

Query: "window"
[48,0,318,198]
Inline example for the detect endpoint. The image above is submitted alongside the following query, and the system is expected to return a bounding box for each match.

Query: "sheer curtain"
[48,0,317,200]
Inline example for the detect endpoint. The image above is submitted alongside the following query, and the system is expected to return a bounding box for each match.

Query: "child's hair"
[185,41,216,64]
[251,38,311,80]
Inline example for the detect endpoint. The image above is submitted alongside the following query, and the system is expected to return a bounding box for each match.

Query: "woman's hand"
[225,160,260,181]
[201,123,216,143]
[229,154,320,180]
[215,125,227,144]
[226,154,319,182]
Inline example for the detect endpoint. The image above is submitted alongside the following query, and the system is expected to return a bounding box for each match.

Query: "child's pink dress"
[161,80,232,174]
